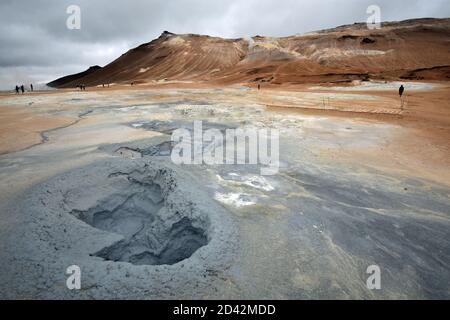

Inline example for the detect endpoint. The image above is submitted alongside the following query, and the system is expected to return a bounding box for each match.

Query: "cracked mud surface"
[0,87,449,299]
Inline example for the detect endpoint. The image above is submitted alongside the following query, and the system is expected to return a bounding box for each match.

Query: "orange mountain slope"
[48,18,450,88]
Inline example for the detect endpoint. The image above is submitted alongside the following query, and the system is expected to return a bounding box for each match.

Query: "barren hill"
[48,18,450,88]
[47,65,102,88]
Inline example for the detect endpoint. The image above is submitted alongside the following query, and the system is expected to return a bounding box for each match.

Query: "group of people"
[77,84,87,91]
[15,84,33,94]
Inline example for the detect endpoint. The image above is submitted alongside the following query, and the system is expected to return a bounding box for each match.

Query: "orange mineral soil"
[0,105,75,155]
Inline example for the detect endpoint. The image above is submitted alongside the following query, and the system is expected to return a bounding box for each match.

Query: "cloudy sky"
[1,0,449,89]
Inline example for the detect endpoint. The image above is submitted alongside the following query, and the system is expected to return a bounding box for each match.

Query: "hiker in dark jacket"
[15,85,19,94]
[20,85,25,94]
[399,85,405,110]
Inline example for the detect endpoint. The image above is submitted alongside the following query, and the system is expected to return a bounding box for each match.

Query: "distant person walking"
[30,84,34,92]
[399,85,405,110]
[20,85,25,94]
[15,85,19,94]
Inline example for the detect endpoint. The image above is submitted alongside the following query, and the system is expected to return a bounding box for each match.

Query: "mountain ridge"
[48,17,450,88]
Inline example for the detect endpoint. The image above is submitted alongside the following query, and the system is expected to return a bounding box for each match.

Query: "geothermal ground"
[0,82,449,299]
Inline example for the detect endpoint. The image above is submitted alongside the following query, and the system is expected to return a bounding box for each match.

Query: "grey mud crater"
[69,170,209,266]
[3,156,238,298]
[55,159,230,267]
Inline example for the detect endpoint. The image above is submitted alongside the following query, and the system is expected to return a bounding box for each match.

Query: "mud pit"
[70,172,208,266]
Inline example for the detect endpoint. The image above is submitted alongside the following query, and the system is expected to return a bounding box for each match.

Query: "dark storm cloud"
[0,0,449,89]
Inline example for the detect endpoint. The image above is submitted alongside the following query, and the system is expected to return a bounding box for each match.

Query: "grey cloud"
[0,0,449,89]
